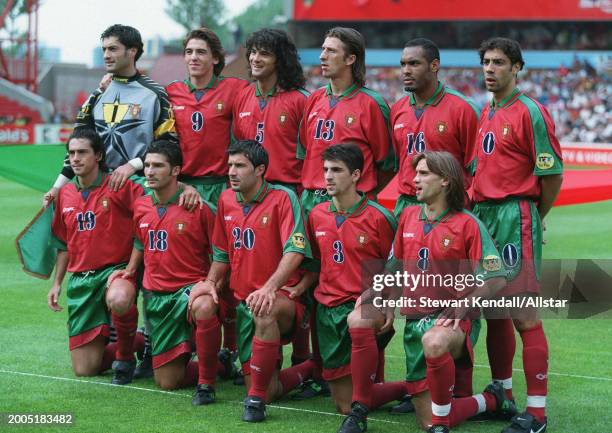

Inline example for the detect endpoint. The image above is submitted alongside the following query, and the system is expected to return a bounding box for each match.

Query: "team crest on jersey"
[483,254,502,272]
[259,213,271,227]
[100,197,110,211]
[278,112,288,125]
[502,123,511,136]
[345,113,357,127]
[216,101,224,112]
[131,104,141,119]
[441,235,452,249]
[357,233,368,245]
[536,153,555,170]
[292,232,306,249]
[175,220,187,234]
[436,121,448,134]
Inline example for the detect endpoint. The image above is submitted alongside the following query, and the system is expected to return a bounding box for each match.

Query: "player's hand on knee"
[247,287,276,317]
[47,285,63,311]
[109,164,136,191]
[177,183,203,211]
[188,280,218,313]
[43,187,59,208]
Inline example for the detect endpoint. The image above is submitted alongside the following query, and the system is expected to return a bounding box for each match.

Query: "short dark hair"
[412,151,465,211]
[67,128,106,171]
[101,24,144,62]
[404,38,440,63]
[325,27,366,87]
[478,37,524,70]
[145,139,183,168]
[322,143,364,174]
[245,28,306,90]
[227,140,269,171]
[184,28,226,76]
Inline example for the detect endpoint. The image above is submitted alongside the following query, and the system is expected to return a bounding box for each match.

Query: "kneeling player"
[289,144,407,433]
[47,128,145,382]
[386,152,516,432]
[112,140,224,402]
[189,140,315,422]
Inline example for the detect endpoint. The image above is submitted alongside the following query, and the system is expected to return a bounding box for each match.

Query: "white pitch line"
[0,369,400,425]
[383,357,612,382]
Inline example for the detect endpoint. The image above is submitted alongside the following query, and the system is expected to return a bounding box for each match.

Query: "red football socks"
[426,352,455,426]
[349,328,379,407]
[196,317,221,386]
[520,322,548,422]
[249,337,280,399]
[279,359,315,395]
[486,318,515,399]
[112,304,138,361]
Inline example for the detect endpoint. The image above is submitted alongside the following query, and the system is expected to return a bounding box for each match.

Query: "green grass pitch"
[0,145,611,432]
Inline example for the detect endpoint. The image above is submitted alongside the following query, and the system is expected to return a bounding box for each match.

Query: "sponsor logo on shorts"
[502,244,519,268]
[292,232,306,249]
[536,152,555,170]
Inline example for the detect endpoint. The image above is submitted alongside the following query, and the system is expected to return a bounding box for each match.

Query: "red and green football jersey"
[232,83,308,184]
[390,206,505,317]
[308,195,397,307]
[391,82,479,196]
[212,182,311,301]
[166,76,248,178]
[133,189,215,293]
[51,173,143,272]
[471,89,563,202]
[298,84,394,192]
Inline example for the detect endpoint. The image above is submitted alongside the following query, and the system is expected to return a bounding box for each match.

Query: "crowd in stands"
[306,59,612,143]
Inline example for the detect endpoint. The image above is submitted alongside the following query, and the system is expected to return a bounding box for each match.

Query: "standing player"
[47,128,145,383]
[391,38,479,217]
[188,140,315,423]
[114,139,222,400]
[289,144,407,433]
[471,38,563,433]
[232,27,312,375]
[167,27,248,204]
[299,27,395,216]
[166,27,248,372]
[233,28,308,192]
[387,152,515,433]
[44,24,177,204]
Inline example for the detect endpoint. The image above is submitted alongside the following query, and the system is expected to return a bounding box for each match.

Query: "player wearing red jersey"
[167,27,248,370]
[391,38,478,217]
[48,129,145,383]
[112,140,223,401]
[166,28,248,204]
[188,140,315,423]
[233,28,308,191]
[233,27,313,382]
[471,38,563,433]
[287,144,407,432]
[386,152,514,433]
[298,27,395,216]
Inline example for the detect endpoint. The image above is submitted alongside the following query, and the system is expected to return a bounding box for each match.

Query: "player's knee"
[72,362,98,377]
[106,290,133,314]
[422,329,447,358]
[253,313,276,329]
[191,295,217,320]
